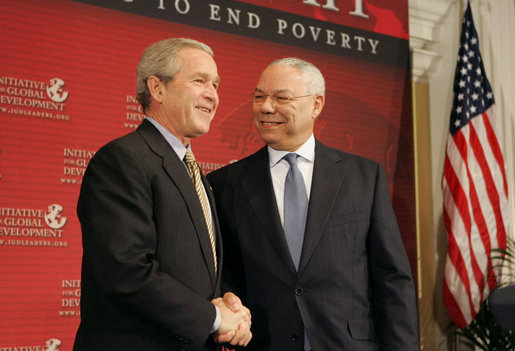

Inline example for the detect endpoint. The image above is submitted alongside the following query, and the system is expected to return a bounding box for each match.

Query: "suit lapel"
[202,172,223,288]
[240,148,297,273]
[137,120,217,287]
[298,141,347,274]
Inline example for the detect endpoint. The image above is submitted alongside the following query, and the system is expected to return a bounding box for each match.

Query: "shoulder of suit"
[93,128,139,154]
[210,146,266,174]
[316,140,379,168]
[89,123,156,167]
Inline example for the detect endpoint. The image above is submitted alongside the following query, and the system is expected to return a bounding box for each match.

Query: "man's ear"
[312,94,325,119]
[147,75,164,103]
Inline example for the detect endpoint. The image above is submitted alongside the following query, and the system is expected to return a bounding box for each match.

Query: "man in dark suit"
[208,58,419,350]
[74,38,251,351]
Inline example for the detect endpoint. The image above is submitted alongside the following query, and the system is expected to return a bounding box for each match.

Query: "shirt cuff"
[211,305,221,334]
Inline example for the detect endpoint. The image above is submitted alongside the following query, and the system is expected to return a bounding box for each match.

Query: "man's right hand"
[211,292,252,346]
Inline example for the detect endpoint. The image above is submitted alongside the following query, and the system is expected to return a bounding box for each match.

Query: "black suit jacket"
[74,120,222,351]
[208,140,419,351]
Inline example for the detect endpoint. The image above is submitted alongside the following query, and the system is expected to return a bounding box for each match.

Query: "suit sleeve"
[78,142,216,348]
[367,164,419,350]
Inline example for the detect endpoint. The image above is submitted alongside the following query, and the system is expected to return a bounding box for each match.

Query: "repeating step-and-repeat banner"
[0,0,414,349]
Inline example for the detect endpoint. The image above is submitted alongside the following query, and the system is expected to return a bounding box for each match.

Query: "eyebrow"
[254,88,292,94]
[193,72,221,84]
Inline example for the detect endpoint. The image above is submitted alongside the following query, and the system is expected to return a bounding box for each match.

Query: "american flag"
[442,2,509,328]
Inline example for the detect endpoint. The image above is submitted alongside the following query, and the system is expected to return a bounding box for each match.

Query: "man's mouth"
[260,121,284,127]
[196,106,212,113]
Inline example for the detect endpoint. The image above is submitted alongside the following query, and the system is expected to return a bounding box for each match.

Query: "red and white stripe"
[442,105,509,328]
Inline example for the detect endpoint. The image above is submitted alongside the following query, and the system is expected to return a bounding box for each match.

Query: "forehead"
[177,48,218,75]
[256,64,306,93]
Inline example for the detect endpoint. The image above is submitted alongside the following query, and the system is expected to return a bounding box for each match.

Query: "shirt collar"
[145,116,191,160]
[268,134,315,168]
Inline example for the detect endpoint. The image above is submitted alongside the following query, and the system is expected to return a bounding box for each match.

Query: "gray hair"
[268,57,325,96]
[136,38,214,113]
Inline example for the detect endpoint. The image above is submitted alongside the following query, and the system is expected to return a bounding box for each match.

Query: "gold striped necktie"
[184,150,217,273]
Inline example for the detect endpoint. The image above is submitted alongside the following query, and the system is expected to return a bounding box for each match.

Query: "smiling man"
[251,62,324,152]
[208,57,419,350]
[74,38,251,351]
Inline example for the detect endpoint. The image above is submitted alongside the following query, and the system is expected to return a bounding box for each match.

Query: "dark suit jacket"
[208,140,419,351]
[74,120,222,351]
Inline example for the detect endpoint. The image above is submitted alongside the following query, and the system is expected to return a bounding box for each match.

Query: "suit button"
[291,333,300,342]
[295,287,304,296]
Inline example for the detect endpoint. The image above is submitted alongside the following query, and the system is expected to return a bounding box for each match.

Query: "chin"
[260,137,279,147]
[259,129,279,139]
[197,123,211,134]
[198,128,210,136]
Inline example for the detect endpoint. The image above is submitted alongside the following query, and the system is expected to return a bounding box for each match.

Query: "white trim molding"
[409,0,456,82]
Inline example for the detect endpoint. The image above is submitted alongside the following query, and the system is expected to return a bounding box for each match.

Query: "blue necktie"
[283,153,312,351]
[283,153,308,270]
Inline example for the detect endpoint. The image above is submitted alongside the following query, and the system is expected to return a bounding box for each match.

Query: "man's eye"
[194,79,205,84]
[254,94,265,100]
[275,96,290,102]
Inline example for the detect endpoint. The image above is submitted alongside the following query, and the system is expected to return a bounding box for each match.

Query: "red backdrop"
[0,0,414,348]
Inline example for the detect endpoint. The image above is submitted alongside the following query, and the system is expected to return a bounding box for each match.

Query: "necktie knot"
[283,152,298,166]
[184,149,196,165]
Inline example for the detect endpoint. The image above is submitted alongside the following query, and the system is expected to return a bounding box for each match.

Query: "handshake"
[211,292,252,347]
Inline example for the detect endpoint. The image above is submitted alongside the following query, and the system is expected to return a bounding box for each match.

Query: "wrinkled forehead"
[256,65,307,95]
[177,48,220,80]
